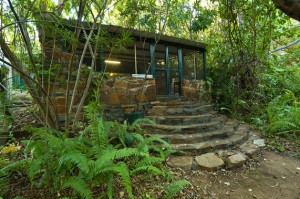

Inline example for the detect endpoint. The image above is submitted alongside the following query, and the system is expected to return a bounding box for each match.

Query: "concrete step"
[148,104,213,116]
[170,124,250,155]
[143,116,227,134]
[146,112,217,125]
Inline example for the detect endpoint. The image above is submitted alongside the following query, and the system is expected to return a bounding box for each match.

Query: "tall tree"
[0,0,123,131]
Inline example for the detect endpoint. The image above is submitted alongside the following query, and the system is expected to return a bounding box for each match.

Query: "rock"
[195,153,224,171]
[167,156,193,170]
[239,142,259,158]
[253,139,266,147]
[166,107,183,115]
[226,153,248,169]
[216,150,235,159]
[119,191,125,198]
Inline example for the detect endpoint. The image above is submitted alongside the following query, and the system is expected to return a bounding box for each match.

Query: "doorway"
[155,45,181,96]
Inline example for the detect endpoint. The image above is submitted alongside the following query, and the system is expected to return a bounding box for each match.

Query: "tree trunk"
[272,0,300,21]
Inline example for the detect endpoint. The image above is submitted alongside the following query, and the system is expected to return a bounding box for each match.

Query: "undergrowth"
[0,101,189,198]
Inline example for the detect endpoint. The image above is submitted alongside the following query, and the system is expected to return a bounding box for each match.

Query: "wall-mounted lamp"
[105,60,121,64]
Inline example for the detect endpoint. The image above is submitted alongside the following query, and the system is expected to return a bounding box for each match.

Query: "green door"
[154,46,182,95]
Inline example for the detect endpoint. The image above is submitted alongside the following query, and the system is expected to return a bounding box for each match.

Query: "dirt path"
[176,150,300,199]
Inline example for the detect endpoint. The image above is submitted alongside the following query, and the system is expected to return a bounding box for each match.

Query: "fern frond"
[106,173,114,199]
[29,154,47,183]
[114,148,140,160]
[145,135,172,148]
[25,140,47,156]
[130,117,155,131]
[136,156,164,168]
[131,165,164,176]
[90,147,117,178]
[163,180,190,199]
[62,176,92,199]
[58,152,90,174]
[102,162,133,199]
[91,118,109,148]
[1,159,29,174]
[132,134,149,154]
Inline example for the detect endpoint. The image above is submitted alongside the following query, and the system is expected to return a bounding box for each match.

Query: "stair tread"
[151,100,208,107]
[151,104,212,109]
[171,126,248,151]
[143,116,225,130]
[145,98,251,155]
[154,126,234,139]
[146,111,217,119]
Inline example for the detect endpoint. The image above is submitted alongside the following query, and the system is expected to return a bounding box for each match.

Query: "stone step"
[143,116,227,134]
[146,112,217,125]
[153,126,235,144]
[148,104,212,116]
[170,124,249,155]
[151,100,206,107]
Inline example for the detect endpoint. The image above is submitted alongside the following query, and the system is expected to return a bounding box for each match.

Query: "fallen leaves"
[0,143,21,154]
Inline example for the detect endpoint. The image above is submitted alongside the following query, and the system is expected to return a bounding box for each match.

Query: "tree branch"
[268,38,300,54]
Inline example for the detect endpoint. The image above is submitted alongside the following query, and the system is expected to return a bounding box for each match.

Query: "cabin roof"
[89,24,207,49]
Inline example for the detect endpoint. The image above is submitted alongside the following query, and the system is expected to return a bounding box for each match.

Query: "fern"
[266,91,300,136]
[28,153,47,183]
[2,100,188,198]
[130,117,155,131]
[114,148,140,160]
[106,173,114,199]
[163,180,190,199]
[135,156,164,168]
[131,165,164,176]
[62,176,93,199]
[58,151,90,175]
[101,162,133,199]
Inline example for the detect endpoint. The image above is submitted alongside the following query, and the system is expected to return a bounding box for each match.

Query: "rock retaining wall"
[46,75,157,124]
[182,79,211,102]
[100,76,156,105]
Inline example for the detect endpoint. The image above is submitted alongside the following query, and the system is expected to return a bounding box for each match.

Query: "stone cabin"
[39,16,208,122]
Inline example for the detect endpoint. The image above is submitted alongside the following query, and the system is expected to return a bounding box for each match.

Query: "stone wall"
[100,76,156,105]
[44,74,156,126]
[45,81,85,124]
[182,79,211,102]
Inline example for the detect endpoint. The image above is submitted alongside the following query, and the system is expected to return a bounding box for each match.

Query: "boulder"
[225,153,248,169]
[195,153,224,171]
[167,156,193,170]
[239,142,259,158]
[216,150,235,159]
[253,139,266,147]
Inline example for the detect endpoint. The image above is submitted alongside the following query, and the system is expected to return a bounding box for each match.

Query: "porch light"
[105,60,121,64]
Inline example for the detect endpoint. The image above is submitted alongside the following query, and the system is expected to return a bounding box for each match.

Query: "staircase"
[143,97,253,156]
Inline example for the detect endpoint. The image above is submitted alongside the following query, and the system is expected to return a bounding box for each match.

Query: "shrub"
[0,101,186,198]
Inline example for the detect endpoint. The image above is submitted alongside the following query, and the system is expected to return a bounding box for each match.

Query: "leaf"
[62,176,92,199]
[131,165,164,176]
[0,144,21,154]
[58,152,90,174]
[163,180,190,199]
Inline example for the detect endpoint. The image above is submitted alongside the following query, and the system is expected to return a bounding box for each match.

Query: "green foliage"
[266,140,285,152]
[0,101,184,198]
[265,91,300,136]
[206,0,300,146]
[163,180,190,199]
[191,8,216,32]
